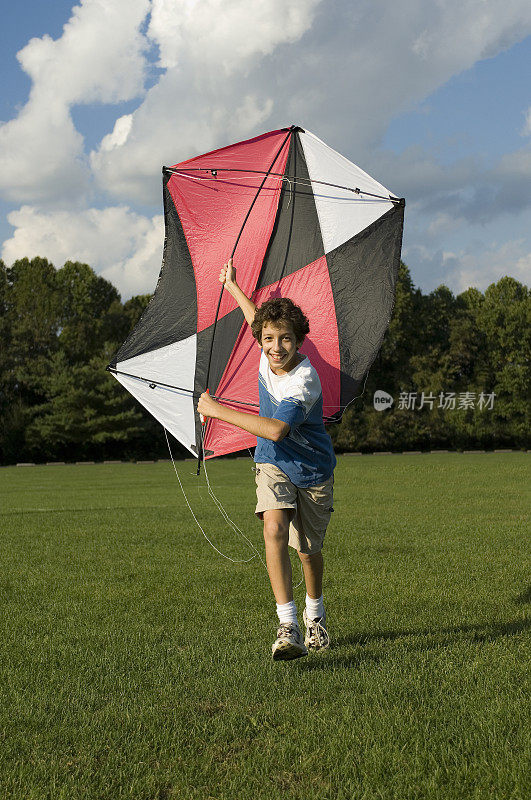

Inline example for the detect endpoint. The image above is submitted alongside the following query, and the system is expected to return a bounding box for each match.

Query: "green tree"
[1,254,528,462]
[330,270,530,453]
[56,261,121,363]
[0,258,160,463]
[25,349,157,461]
[123,294,151,330]
[0,258,61,462]
[474,277,530,447]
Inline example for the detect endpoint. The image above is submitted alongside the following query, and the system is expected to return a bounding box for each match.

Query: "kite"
[108,125,405,460]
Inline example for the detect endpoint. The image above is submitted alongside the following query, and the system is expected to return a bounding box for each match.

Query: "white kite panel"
[300,130,396,254]
[114,335,198,457]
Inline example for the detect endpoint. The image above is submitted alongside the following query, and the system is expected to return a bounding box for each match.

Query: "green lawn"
[0,454,529,800]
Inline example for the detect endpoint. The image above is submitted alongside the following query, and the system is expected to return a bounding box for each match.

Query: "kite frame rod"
[107,365,358,422]
[106,366,260,409]
[163,165,404,204]
[197,127,292,471]
[203,128,293,393]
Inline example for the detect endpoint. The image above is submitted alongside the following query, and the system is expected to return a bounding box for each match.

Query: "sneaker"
[272,622,308,661]
[303,608,330,651]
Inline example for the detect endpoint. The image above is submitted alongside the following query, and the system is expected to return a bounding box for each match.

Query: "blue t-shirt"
[254,350,336,488]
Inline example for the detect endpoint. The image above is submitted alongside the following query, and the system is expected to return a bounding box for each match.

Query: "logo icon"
[373,390,393,411]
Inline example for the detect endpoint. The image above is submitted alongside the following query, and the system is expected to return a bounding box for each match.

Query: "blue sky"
[383,38,530,163]
[1,0,530,299]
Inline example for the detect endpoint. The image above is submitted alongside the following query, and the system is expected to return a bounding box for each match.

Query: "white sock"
[276,600,298,626]
[305,593,325,620]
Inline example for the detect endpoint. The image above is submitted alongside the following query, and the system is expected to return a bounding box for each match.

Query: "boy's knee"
[298,550,323,563]
[263,518,289,546]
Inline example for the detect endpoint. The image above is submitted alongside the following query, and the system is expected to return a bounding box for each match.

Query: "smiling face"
[261,320,301,375]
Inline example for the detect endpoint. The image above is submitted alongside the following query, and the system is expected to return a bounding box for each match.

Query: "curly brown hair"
[251,297,310,345]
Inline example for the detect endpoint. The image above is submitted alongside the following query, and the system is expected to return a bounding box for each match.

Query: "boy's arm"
[197,392,289,442]
[219,258,256,327]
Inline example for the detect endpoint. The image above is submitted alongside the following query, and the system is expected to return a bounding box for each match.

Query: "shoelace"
[277,623,300,640]
[307,618,329,648]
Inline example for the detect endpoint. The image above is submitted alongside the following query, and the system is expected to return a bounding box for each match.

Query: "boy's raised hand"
[217,256,256,327]
[219,258,236,288]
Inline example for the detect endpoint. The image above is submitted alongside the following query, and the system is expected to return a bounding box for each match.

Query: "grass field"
[0,453,529,800]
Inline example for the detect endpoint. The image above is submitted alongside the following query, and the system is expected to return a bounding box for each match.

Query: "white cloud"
[496,146,531,178]
[90,71,276,204]
[2,205,163,298]
[2,0,531,208]
[370,138,531,231]
[404,237,531,293]
[148,0,321,73]
[368,146,478,204]
[100,115,134,152]
[88,0,531,204]
[90,0,320,202]
[1,0,531,298]
[444,239,531,292]
[427,212,465,237]
[0,0,150,203]
[0,99,88,205]
[18,0,149,105]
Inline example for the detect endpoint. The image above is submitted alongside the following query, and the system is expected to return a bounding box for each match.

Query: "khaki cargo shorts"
[255,462,334,554]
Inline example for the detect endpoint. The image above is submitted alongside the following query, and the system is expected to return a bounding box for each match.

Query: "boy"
[197,258,336,661]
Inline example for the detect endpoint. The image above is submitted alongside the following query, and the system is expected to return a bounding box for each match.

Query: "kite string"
[170,171,389,203]
[164,165,403,204]
[162,426,304,587]
[322,370,371,423]
[199,426,268,570]
[199,427,304,589]
[282,176,293,209]
[164,427,256,564]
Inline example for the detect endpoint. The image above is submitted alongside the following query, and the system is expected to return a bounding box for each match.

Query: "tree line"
[0,257,529,465]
